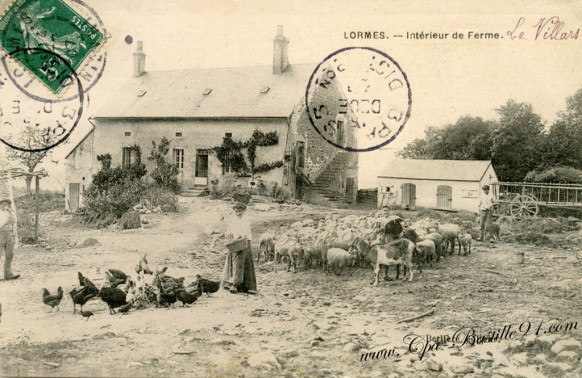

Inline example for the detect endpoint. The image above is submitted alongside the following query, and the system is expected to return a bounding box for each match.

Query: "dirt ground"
[0,196,581,378]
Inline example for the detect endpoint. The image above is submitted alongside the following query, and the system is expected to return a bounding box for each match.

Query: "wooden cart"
[490,182,582,222]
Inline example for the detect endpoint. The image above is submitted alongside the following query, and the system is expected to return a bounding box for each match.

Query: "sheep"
[435,223,462,255]
[326,248,356,276]
[303,235,326,269]
[486,222,501,242]
[274,235,304,273]
[258,232,276,263]
[422,232,443,262]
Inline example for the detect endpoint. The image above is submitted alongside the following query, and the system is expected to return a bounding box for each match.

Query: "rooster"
[156,287,177,309]
[195,275,220,297]
[97,283,127,315]
[42,287,64,312]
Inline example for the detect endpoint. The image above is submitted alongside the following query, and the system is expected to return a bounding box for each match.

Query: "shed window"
[124,131,131,136]
[176,132,183,137]
[173,148,185,169]
[225,132,232,138]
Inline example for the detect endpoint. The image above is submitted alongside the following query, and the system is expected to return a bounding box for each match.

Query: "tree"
[148,137,180,192]
[6,126,53,192]
[397,117,495,160]
[538,88,582,170]
[491,100,544,181]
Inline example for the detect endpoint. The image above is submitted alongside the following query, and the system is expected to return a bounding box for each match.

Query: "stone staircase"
[308,152,350,207]
[180,185,208,197]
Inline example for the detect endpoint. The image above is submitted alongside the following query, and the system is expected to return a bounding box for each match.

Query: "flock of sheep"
[257,210,499,285]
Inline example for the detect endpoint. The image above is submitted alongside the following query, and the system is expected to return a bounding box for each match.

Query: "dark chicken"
[97,286,127,315]
[117,302,133,314]
[69,286,98,314]
[156,288,177,308]
[42,287,64,311]
[135,254,153,275]
[195,275,220,297]
[105,269,128,288]
[176,284,202,307]
[80,310,94,320]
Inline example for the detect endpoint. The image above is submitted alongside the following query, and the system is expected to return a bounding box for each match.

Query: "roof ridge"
[141,62,318,74]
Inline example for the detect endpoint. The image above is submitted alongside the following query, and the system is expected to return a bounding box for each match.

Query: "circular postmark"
[305,47,412,152]
[0,47,84,152]
[0,0,106,102]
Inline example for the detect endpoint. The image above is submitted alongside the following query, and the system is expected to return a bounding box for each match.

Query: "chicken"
[69,286,98,314]
[105,269,128,288]
[42,287,64,312]
[176,284,203,307]
[195,275,220,297]
[156,288,177,309]
[135,254,153,275]
[152,267,185,292]
[80,310,94,320]
[78,272,99,292]
[97,285,127,315]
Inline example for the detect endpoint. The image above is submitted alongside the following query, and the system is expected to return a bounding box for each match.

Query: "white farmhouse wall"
[378,178,483,213]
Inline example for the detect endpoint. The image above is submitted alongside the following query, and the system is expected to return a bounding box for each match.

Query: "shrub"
[15,190,65,212]
[120,210,141,229]
[148,137,181,193]
[16,209,45,244]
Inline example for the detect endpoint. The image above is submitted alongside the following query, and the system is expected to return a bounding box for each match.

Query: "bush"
[15,190,64,212]
[525,166,582,184]
[16,209,45,244]
[80,150,147,223]
[120,210,140,229]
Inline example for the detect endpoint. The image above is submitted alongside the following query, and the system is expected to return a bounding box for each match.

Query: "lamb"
[486,222,501,242]
[416,239,436,268]
[422,232,443,262]
[258,231,276,263]
[459,233,472,256]
[326,248,355,276]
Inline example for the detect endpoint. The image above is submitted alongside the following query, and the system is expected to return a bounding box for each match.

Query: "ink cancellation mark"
[305,47,412,153]
[0,0,104,95]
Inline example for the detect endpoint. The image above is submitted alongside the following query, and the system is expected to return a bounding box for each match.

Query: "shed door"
[437,185,452,210]
[69,183,80,211]
[401,183,416,210]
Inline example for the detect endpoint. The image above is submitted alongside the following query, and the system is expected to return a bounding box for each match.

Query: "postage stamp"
[0,0,104,94]
[0,47,84,152]
[305,47,412,152]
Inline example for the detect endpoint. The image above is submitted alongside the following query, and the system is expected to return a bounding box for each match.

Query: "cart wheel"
[510,194,539,218]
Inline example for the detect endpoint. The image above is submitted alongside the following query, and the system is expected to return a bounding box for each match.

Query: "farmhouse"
[377,159,498,212]
[64,26,358,211]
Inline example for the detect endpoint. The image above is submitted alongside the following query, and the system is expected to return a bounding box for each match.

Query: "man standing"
[0,198,20,280]
[478,185,495,242]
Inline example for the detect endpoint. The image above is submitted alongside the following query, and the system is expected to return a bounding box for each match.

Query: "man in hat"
[477,185,495,242]
[0,198,20,280]
[222,202,257,294]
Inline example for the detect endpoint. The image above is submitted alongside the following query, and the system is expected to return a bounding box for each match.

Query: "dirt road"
[0,197,581,377]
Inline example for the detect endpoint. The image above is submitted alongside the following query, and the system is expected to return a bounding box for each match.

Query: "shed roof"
[93,64,317,119]
[378,159,494,182]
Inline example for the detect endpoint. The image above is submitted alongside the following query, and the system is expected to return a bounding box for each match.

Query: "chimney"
[273,25,289,74]
[133,41,146,78]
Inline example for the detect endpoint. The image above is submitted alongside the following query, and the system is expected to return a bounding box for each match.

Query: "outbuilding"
[377,159,498,212]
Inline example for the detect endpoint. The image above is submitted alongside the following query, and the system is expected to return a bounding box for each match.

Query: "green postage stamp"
[0,0,104,93]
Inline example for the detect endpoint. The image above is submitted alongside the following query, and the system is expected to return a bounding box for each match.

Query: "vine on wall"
[212,129,282,175]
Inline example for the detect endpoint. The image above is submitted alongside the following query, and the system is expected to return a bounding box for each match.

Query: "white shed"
[377,159,498,212]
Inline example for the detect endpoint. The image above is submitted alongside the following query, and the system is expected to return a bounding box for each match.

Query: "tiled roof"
[93,64,317,119]
[378,159,493,182]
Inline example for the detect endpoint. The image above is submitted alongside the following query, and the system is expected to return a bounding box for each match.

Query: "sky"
[1,0,582,189]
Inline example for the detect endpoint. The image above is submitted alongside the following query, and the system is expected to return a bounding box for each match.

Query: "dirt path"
[0,197,581,377]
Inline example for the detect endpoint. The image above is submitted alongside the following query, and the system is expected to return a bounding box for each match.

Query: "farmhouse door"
[69,183,80,211]
[401,183,416,210]
[437,185,452,210]
[194,149,209,186]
